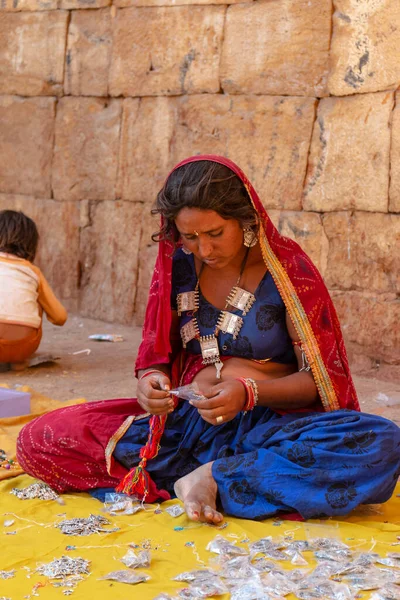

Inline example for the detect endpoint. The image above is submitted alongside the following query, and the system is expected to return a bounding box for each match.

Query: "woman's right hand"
[137,372,174,416]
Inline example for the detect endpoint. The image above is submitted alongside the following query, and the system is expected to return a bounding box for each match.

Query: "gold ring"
[216,416,224,424]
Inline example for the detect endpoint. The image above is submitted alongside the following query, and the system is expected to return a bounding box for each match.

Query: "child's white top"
[0,252,67,328]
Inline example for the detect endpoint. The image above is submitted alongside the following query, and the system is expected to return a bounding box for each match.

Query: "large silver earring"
[182,246,193,255]
[243,227,257,248]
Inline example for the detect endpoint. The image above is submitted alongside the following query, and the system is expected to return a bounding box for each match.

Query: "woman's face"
[174,208,244,269]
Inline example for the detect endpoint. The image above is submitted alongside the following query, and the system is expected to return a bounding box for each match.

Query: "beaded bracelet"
[236,377,259,413]
[139,369,165,381]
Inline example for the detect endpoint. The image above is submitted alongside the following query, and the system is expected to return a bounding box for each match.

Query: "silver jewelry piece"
[217,311,243,340]
[182,246,193,255]
[227,286,256,316]
[177,290,199,316]
[199,335,220,363]
[243,227,257,248]
[180,319,200,348]
[299,348,311,372]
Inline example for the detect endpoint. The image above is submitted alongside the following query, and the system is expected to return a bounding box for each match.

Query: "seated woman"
[17,156,400,523]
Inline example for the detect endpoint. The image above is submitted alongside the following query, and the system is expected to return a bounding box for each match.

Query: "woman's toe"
[204,505,223,524]
[185,501,201,521]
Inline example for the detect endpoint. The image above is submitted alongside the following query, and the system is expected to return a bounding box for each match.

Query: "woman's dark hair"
[152,161,258,243]
[0,210,39,262]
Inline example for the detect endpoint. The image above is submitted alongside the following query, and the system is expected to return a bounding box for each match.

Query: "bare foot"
[174,462,224,524]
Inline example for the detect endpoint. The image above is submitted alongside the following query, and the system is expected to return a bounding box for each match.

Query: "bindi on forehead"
[175,208,226,233]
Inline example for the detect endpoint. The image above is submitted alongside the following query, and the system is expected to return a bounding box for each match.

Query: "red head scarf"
[118,155,359,500]
[136,154,359,412]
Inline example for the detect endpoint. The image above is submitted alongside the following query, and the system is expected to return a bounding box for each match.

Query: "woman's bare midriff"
[0,322,37,340]
[192,357,297,390]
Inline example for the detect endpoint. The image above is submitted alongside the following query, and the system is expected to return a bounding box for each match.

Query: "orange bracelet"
[139,369,165,381]
[236,377,258,412]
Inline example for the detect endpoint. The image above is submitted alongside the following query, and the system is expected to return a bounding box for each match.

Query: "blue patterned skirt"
[113,402,400,520]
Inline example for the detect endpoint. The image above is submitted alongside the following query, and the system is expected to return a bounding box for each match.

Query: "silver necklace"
[177,249,256,379]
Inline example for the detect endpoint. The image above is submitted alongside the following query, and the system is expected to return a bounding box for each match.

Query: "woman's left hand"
[189,380,246,425]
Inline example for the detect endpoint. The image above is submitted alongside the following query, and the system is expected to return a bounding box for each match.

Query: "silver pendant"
[199,335,220,365]
[215,360,224,379]
[177,290,199,316]
[180,319,199,348]
[217,311,243,340]
[227,287,256,316]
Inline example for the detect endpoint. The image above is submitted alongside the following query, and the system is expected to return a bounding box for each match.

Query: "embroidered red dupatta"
[118,155,359,499]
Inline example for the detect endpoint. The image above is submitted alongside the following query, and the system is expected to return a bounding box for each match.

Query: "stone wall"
[0,0,399,372]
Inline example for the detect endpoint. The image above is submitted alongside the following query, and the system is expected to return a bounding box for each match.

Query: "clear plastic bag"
[103,493,142,515]
[206,535,248,556]
[230,576,283,600]
[165,504,186,518]
[261,570,296,596]
[249,537,288,561]
[99,570,150,584]
[173,569,218,583]
[177,578,228,598]
[218,555,259,580]
[169,383,206,402]
[369,584,400,600]
[121,549,151,569]
[296,580,353,600]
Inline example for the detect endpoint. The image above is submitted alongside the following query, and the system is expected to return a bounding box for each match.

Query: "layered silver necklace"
[177,249,256,379]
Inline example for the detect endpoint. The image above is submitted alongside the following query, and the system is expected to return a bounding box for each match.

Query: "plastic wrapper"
[173,569,218,583]
[206,535,248,556]
[312,561,348,578]
[339,573,383,591]
[103,492,142,515]
[286,569,311,584]
[99,570,150,584]
[295,580,353,600]
[284,546,308,566]
[308,538,350,552]
[314,548,352,562]
[251,557,276,573]
[121,549,151,569]
[353,552,381,567]
[377,557,400,568]
[152,595,177,600]
[249,537,288,561]
[219,555,260,580]
[369,584,400,600]
[261,570,296,597]
[378,568,400,584]
[230,576,284,600]
[178,578,228,598]
[286,540,311,553]
[169,383,206,402]
[165,504,186,518]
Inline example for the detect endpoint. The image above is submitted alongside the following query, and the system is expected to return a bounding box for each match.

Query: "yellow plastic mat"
[0,387,399,599]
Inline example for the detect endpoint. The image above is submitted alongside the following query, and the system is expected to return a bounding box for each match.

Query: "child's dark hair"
[152,161,258,243]
[0,210,39,262]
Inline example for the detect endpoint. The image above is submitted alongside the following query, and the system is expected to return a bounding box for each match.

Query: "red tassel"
[115,413,171,502]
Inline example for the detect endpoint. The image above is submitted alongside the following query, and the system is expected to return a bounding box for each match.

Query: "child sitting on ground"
[0,210,67,368]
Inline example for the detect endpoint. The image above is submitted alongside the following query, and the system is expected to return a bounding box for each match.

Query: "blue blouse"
[171,249,296,365]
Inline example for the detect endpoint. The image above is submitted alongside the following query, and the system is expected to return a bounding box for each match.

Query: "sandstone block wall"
[0,0,399,373]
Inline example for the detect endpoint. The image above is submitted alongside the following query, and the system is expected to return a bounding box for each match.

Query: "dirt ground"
[1,315,399,425]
